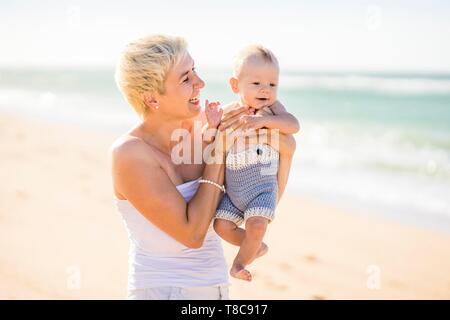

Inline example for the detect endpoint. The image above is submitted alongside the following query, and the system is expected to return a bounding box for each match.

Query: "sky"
[1,0,450,72]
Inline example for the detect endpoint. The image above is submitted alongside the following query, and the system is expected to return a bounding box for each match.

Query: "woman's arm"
[109,106,249,249]
[110,139,225,249]
[274,133,296,203]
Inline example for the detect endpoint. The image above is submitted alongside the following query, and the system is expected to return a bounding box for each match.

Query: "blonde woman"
[109,34,296,300]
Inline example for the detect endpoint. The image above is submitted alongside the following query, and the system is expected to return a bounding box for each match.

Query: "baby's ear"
[229,77,240,94]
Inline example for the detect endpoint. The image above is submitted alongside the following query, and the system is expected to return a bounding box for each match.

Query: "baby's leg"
[214,218,268,258]
[223,144,278,281]
[215,193,266,256]
[230,216,269,282]
[214,219,243,246]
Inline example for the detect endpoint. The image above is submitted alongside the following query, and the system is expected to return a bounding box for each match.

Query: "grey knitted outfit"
[215,143,279,226]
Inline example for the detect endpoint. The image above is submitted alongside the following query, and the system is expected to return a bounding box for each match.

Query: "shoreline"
[2,108,449,236]
[286,189,450,236]
[1,111,450,299]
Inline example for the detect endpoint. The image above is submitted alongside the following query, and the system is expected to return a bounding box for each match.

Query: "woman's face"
[157,52,205,120]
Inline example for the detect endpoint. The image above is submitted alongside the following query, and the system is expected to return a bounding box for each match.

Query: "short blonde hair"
[115,34,188,116]
[233,45,279,78]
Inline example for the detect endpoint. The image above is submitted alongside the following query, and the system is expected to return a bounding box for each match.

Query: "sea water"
[1,67,449,232]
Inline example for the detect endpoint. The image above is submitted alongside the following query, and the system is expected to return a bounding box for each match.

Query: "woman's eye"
[183,77,189,83]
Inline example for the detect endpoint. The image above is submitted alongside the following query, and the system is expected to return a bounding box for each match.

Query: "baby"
[206,45,299,281]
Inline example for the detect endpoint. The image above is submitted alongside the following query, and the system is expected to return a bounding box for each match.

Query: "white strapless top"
[115,178,229,290]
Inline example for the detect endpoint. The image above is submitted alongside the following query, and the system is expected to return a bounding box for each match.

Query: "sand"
[1,112,450,300]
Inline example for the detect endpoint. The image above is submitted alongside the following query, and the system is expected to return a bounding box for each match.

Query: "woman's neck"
[137,116,194,156]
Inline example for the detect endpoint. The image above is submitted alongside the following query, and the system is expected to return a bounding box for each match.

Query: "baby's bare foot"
[256,242,269,258]
[230,264,252,282]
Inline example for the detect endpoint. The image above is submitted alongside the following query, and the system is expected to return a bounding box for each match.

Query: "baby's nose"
[260,86,270,93]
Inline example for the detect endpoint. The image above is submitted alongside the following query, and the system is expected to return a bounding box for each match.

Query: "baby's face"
[235,59,279,109]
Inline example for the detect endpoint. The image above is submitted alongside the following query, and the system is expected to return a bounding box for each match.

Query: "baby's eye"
[252,82,260,85]
[270,83,277,87]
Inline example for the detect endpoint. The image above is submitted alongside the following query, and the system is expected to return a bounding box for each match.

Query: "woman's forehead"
[173,52,194,77]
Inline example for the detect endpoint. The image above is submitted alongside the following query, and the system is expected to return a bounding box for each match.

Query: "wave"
[1,85,449,229]
[280,74,450,95]
[290,120,450,226]
[0,88,137,131]
[295,122,450,180]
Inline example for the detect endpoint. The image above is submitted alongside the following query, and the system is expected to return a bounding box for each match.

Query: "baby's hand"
[204,99,223,129]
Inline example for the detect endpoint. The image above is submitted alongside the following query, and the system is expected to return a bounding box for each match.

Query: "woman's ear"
[142,93,159,110]
[229,77,240,94]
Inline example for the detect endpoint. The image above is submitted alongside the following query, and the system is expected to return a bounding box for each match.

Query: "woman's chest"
[162,161,205,186]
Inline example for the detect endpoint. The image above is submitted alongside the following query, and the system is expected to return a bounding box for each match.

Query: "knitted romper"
[215,143,279,226]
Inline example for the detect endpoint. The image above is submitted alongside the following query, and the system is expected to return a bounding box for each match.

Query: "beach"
[1,112,450,300]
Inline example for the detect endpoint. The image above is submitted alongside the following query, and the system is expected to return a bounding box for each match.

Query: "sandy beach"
[1,112,450,300]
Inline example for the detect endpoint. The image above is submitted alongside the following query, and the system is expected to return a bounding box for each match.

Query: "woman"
[109,34,296,300]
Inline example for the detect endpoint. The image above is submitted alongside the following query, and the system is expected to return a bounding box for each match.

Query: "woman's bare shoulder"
[109,133,157,167]
[109,133,172,200]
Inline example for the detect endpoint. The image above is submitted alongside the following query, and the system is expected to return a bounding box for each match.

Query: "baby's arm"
[243,101,300,134]
[202,100,223,148]
[266,101,300,134]
[202,101,250,150]
[204,100,223,129]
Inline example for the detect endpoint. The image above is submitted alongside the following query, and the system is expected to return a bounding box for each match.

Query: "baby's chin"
[240,97,274,109]
[250,99,273,109]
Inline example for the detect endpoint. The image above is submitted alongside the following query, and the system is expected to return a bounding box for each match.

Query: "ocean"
[1,67,449,232]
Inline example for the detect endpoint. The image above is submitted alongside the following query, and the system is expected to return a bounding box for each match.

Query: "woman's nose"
[194,74,205,89]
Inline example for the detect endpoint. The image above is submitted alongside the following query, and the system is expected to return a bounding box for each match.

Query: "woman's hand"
[216,104,252,150]
[218,103,252,132]
[202,103,251,163]
[239,113,262,131]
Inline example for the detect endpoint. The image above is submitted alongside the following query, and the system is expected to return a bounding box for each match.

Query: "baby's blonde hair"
[233,45,279,78]
[115,34,188,116]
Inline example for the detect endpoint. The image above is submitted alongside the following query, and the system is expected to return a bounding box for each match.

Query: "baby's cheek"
[241,92,254,105]
[272,89,278,99]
